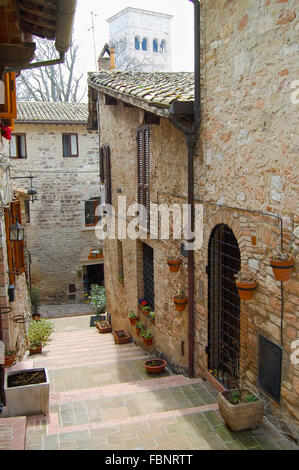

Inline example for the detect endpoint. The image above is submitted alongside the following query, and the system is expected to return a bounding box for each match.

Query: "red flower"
[1,124,11,141]
[141,301,148,306]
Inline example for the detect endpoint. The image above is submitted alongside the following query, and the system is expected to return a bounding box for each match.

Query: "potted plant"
[26,319,54,355]
[234,270,258,300]
[174,291,188,312]
[88,248,103,260]
[218,350,263,432]
[95,320,112,334]
[141,305,151,316]
[30,286,41,319]
[167,258,182,273]
[113,330,131,345]
[4,347,17,368]
[141,329,153,346]
[267,247,296,282]
[89,284,107,317]
[149,311,155,324]
[128,311,139,326]
[135,320,143,337]
[4,367,50,417]
[144,359,167,374]
[119,275,124,286]
[138,299,148,312]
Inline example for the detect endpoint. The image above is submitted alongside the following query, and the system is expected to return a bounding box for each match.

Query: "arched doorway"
[207,224,241,388]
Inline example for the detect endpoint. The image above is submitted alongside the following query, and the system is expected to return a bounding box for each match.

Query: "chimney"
[98,43,111,71]
[110,47,115,70]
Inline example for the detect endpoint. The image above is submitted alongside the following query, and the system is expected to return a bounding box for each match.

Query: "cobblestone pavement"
[1,314,297,450]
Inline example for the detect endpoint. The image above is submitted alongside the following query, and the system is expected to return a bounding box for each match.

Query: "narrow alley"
[1,312,296,451]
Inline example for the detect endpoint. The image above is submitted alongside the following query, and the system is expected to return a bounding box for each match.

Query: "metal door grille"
[143,243,154,310]
[208,224,241,388]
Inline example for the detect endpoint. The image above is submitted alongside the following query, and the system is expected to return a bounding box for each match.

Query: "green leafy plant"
[141,329,153,339]
[149,311,155,322]
[5,347,17,357]
[89,284,107,315]
[129,310,138,319]
[135,321,143,330]
[26,319,54,348]
[119,275,124,284]
[30,286,41,314]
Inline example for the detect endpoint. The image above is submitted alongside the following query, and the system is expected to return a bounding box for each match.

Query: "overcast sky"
[73,0,195,74]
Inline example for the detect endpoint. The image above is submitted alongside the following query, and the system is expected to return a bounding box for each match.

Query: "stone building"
[88,0,299,438]
[10,101,103,304]
[107,7,172,72]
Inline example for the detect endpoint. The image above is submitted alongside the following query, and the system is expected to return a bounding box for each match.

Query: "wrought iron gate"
[207,224,241,388]
[143,243,154,310]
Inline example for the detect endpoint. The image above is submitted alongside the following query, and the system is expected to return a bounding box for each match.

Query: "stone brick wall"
[98,0,298,435]
[10,123,101,303]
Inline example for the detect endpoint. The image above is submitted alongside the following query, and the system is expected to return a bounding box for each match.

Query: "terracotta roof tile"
[16,102,88,124]
[88,71,194,113]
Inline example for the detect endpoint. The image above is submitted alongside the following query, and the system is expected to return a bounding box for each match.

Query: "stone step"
[43,339,134,353]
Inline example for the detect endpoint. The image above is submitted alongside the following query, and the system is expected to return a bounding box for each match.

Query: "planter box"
[218,390,263,432]
[4,367,50,417]
[95,321,112,334]
[113,330,131,345]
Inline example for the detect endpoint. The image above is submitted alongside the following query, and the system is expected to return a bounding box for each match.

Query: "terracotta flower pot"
[4,356,16,368]
[167,259,182,273]
[144,359,167,374]
[143,336,153,346]
[29,346,42,355]
[174,296,188,312]
[113,330,130,344]
[136,327,141,336]
[270,257,295,282]
[236,280,258,301]
[129,317,139,326]
[95,321,112,334]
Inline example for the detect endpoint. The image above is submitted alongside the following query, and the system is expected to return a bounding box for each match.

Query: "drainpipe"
[4,0,77,73]
[170,0,201,378]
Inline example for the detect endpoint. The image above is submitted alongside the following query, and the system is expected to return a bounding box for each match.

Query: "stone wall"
[99,0,298,436]
[10,123,101,303]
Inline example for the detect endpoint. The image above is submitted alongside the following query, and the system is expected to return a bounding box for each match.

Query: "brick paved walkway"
[1,315,297,450]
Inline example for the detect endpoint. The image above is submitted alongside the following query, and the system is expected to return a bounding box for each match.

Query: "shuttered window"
[100,145,112,205]
[10,201,25,274]
[137,126,150,231]
[4,208,15,284]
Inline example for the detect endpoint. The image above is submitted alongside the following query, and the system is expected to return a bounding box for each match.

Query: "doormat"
[90,315,106,327]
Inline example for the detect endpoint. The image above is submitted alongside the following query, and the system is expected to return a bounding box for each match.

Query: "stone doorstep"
[50,375,204,405]
[0,417,26,450]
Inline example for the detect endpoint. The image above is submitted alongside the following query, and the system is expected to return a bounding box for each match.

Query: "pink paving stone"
[49,403,219,436]
[0,417,26,450]
[33,353,151,370]
[50,375,203,405]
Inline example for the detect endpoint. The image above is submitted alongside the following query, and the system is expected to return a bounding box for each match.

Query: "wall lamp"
[10,172,38,203]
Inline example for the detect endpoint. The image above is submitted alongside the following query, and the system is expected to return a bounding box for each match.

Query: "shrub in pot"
[141,329,153,346]
[141,305,151,316]
[128,311,139,326]
[234,270,258,301]
[89,284,107,317]
[4,347,17,367]
[218,349,263,432]
[267,247,296,282]
[149,311,155,324]
[135,321,143,337]
[26,319,54,355]
[174,291,188,312]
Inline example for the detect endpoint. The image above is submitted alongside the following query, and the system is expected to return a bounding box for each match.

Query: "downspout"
[4,0,77,73]
[170,0,201,378]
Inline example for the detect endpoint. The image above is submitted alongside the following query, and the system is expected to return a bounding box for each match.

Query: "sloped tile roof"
[16,101,88,124]
[88,71,194,116]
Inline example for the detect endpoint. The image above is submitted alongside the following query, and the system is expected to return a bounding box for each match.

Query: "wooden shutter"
[4,209,15,284]
[137,126,150,230]
[11,201,25,274]
[101,145,112,205]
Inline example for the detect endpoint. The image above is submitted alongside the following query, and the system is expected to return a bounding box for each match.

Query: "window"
[62,134,78,157]
[99,145,112,205]
[85,197,101,226]
[137,126,150,231]
[4,201,26,283]
[142,38,147,51]
[24,199,30,224]
[160,40,167,53]
[117,240,124,283]
[153,39,159,53]
[135,36,141,50]
[10,134,27,159]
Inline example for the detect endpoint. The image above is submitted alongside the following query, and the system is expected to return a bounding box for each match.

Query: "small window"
[135,36,140,50]
[153,39,159,53]
[85,197,101,227]
[10,134,27,159]
[160,40,167,53]
[24,199,30,224]
[142,38,147,51]
[69,284,76,293]
[62,134,78,157]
